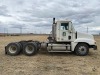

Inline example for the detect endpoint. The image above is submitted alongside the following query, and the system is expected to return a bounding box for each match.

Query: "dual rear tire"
[5,42,39,56]
[23,42,39,56]
[5,42,21,56]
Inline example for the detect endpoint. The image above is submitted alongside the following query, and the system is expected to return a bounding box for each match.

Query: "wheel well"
[74,42,90,52]
[77,42,90,48]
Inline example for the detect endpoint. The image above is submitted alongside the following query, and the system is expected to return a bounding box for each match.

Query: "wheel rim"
[25,45,34,54]
[78,46,87,54]
[9,45,17,53]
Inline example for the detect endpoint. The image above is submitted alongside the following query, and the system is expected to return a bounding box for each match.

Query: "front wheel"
[75,43,89,56]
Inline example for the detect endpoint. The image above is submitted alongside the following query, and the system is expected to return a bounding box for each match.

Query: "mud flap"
[5,46,7,54]
[93,45,97,50]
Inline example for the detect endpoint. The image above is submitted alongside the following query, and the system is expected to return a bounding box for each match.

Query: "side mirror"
[68,22,73,33]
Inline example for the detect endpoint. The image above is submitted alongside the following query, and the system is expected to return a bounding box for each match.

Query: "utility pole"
[87,27,88,33]
[4,28,6,36]
[7,28,8,36]
[20,27,22,34]
[16,26,22,34]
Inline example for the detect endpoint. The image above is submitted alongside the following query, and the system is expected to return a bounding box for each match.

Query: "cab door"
[59,22,72,42]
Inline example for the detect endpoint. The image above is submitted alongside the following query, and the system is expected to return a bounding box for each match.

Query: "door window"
[61,23,69,30]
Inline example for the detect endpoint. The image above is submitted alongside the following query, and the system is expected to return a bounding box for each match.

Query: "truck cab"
[47,18,97,55]
[53,20,75,42]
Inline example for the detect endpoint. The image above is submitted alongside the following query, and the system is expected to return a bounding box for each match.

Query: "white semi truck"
[5,18,97,56]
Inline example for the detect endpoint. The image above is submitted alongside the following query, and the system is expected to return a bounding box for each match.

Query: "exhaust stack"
[53,18,55,24]
[52,18,56,41]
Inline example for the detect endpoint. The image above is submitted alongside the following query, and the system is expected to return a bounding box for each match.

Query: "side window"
[61,23,69,30]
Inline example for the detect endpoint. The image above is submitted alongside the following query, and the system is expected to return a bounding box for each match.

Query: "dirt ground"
[0,35,100,75]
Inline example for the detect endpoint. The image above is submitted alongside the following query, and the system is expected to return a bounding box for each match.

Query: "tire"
[19,41,27,50]
[75,43,89,56]
[34,41,41,50]
[19,40,33,50]
[23,42,38,56]
[6,42,21,56]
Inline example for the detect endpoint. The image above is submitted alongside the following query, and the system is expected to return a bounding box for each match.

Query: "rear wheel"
[75,43,89,56]
[34,41,41,50]
[23,42,38,56]
[6,42,21,56]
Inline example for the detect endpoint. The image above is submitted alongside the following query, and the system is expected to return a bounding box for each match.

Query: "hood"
[77,32,94,40]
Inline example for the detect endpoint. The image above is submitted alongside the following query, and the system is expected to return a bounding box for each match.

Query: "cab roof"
[56,20,72,23]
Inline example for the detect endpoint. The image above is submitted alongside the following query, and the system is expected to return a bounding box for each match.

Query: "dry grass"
[0,35,100,75]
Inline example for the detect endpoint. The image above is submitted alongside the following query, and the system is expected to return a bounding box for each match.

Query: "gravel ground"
[0,35,100,75]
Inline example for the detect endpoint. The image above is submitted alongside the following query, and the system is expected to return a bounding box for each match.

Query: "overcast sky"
[0,0,100,34]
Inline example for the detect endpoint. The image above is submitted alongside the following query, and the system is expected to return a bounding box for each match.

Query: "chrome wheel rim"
[25,45,34,54]
[78,46,87,54]
[9,45,17,53]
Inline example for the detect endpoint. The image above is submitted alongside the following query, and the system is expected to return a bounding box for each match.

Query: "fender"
[74,38,95,45]
[71,38,96,51]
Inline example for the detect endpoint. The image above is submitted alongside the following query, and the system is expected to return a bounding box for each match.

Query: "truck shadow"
[38,50,76,56]
[38,50,95,56]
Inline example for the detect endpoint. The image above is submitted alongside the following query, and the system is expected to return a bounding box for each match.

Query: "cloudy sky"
[0,0,100,34]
